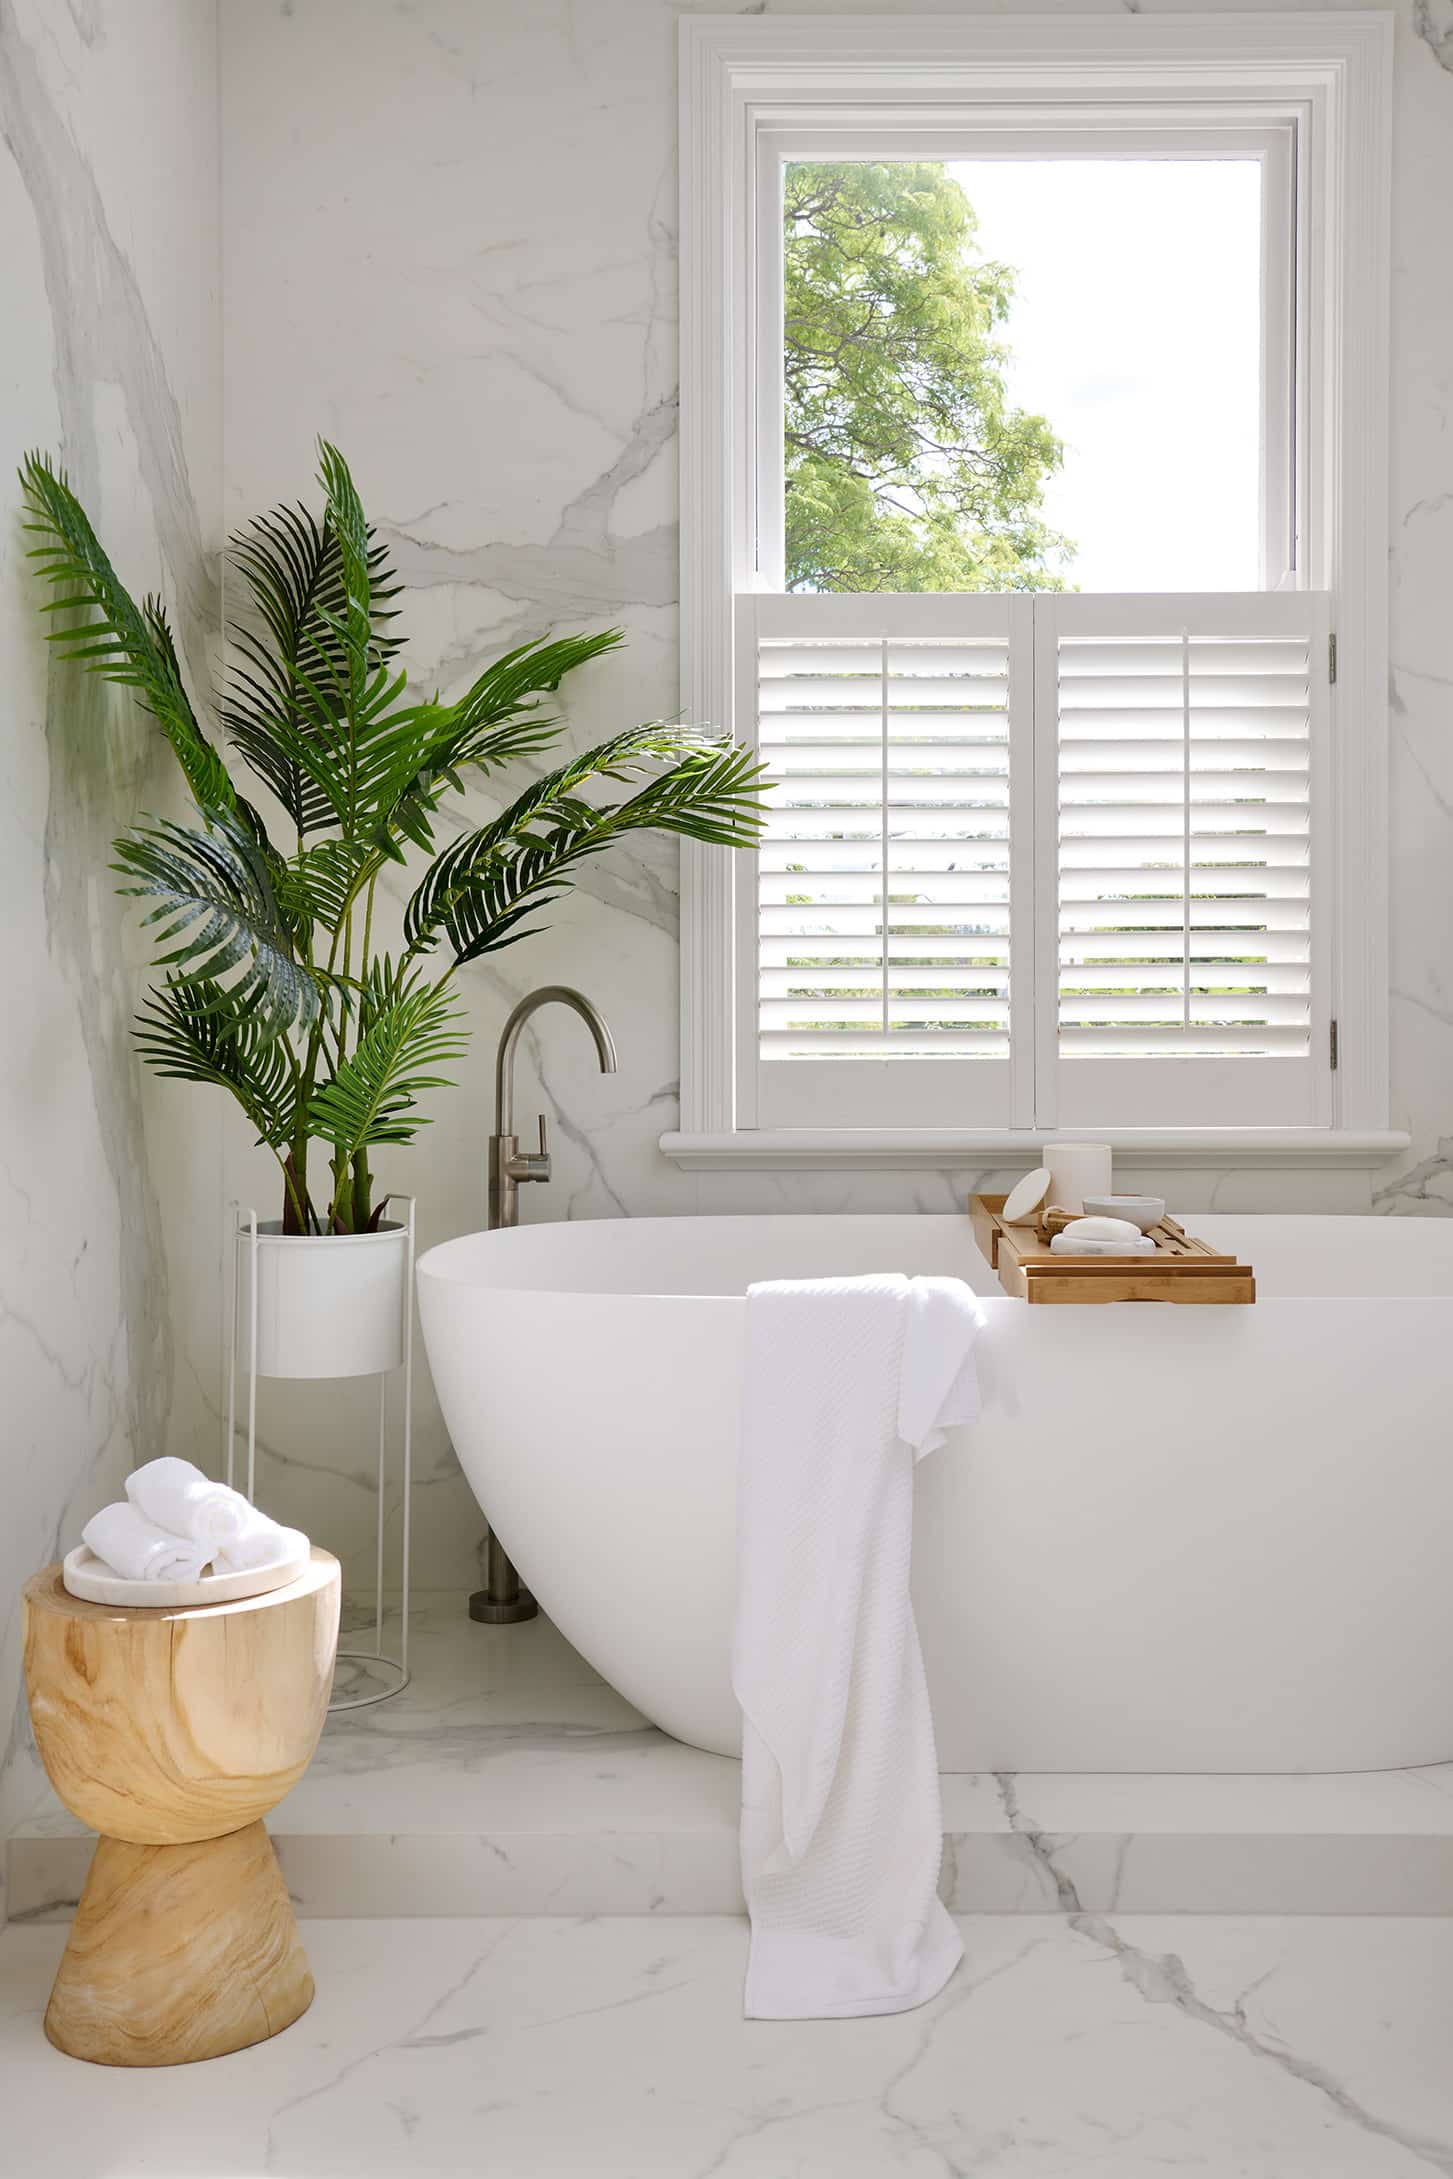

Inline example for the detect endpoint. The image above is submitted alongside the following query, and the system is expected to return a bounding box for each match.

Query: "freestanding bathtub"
[418,1213,1453,1774]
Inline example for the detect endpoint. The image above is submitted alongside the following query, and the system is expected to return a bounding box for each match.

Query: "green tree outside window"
[784,162,1070,593]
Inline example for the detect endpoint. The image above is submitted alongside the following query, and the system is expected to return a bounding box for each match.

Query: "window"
[672,15,1397,1166]
[773,147,1284,597]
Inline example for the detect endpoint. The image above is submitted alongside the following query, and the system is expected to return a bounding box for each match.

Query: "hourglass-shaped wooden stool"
[22,1549,340,2066]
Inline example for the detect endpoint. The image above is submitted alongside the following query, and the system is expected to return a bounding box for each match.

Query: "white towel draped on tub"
[733,1273,984,2021]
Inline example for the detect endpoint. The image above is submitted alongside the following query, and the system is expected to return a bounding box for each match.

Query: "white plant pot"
[244,1220,410,1380]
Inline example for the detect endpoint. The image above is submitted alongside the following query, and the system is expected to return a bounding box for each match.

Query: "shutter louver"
[757,633,1012,1058]
[1058,632,1313,1056]
[734,592,1329,1135]
[1044,593,1330,1129]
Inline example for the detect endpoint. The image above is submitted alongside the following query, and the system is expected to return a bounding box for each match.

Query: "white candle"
[1041,1140,1113,1215]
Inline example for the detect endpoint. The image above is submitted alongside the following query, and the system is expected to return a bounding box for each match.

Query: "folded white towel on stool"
[126,1456,251,1552]
[82,1502,211,1585]
[213,1505,310,1573]
[733,1272,983,2021]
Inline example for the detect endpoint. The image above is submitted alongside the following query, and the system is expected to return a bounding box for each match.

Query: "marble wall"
[214,0,1453,1593]
[0,1,223,1882]
[3,0,1449,1710]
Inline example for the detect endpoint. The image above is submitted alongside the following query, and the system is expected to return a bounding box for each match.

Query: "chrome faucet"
[470,985,618,1626]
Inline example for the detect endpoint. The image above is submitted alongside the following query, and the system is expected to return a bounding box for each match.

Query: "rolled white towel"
[82,1502,211,1585]
[213,1506,310,1573]
[126,1457,251,1552]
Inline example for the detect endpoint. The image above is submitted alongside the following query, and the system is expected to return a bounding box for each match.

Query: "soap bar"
[1062,1215,1141,1244]
[1050,1232,1156,1257]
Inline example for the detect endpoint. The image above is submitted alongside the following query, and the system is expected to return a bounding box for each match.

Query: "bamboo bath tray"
[969,1195,1255,1305]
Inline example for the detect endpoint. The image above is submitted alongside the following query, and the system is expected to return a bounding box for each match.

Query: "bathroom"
[3,0,1453,2169]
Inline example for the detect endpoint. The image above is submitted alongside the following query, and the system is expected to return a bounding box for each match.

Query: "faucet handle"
[507,1112,551,1185]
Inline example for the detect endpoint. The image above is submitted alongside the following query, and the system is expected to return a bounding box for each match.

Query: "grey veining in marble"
[204,0,1453,1587]
[1413,0,1453,73]
[0,0,221,1902]
[4,0,1453,1712]
[10,1602,1453,1924]
[4,1912,1453,2175]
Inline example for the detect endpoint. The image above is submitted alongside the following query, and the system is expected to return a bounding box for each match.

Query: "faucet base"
[468,1587,538,1624]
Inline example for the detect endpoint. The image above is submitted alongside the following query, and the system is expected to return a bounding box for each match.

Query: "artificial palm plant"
[21,442,766,1234]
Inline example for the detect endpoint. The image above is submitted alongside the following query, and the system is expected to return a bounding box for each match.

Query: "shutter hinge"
[1329,1018,1340,1071]
[1328,633,1338,685]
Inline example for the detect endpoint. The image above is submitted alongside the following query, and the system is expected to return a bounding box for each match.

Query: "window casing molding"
[671,11,1400,1172]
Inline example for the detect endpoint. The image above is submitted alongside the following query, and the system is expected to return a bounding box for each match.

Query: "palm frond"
[314,439,375,723]
[227,444,425,840]
[113,806,322,1040]
[222,494,402,833]
[374,628,627,858]
[20,452,235,811]
[404,727,769,965]
[133,976,298,1149]
[274,835,379,939]
[308,965,468,1161]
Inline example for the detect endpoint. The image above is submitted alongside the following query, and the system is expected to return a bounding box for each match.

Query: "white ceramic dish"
[1082,1193,1166,1234]
[61,1544,312,1610]
[1002,1167,1051,1225]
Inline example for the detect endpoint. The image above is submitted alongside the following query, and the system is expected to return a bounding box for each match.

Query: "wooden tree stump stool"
[22,1548,340,2067]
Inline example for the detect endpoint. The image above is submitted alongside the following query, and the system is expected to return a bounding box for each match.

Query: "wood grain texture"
[23,1550,340,1844]
[43,1821,313,2067]
[969,1195,1255,1305]
[22,1552,340,2066]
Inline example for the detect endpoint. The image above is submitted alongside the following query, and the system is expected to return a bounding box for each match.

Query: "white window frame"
[667,11,1403,1173]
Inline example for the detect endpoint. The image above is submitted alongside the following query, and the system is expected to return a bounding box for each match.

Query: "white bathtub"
[418,1213,1453,1774]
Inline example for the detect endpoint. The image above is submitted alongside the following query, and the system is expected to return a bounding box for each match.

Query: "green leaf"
[223,492,404,835]
[370,629,627,860]
[314,438,375,721]
[404,725,769,966]
[308,965,469,1160]
[133,976,298,1149]
[274,835,379,938]
[19,451,237,808]
[113,806,322,1040]
[783,162,1070,591]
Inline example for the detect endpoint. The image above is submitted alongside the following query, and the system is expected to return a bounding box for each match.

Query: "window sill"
[659,1128,1410,1173]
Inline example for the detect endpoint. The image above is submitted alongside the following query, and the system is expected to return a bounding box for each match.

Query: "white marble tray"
[61,1544,312,1609]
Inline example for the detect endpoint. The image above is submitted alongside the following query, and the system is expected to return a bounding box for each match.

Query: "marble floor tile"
[3,1914,1453,2176]
[9,1596,1453,1920]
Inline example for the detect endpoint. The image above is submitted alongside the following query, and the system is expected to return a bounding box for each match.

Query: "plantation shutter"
[736,594,1032,1129]
[1037,593,1332,1128]
[733,591,1331,1133]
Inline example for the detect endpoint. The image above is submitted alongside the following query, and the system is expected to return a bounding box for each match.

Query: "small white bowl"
[1081,1193,1165,1234]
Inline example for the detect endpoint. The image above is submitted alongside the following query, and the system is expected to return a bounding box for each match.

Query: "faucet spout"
[494,984,617,1142]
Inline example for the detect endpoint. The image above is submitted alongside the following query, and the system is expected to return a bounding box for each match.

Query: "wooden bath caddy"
[968,1195,1255,1306]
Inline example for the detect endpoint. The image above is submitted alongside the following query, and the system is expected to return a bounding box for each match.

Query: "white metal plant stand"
[225,1198,415,1712]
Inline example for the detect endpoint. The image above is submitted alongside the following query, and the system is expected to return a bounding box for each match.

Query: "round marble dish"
[61,1545,312,1610]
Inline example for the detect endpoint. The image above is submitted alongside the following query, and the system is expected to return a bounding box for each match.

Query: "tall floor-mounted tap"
[470,986,618,1625]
